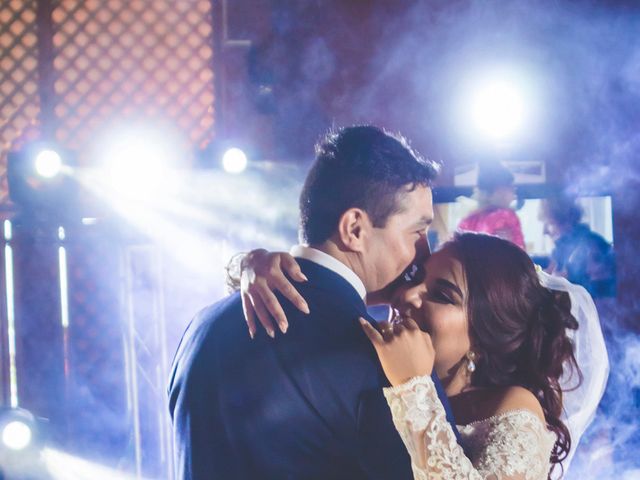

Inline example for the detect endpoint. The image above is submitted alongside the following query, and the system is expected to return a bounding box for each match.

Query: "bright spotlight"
[1,420,32,451]
[34,149,63,178]
[470,78,527,141]
[222,148,248,174]
[459,67,538,147]
[107,138,167,194]
[95,126,184,201]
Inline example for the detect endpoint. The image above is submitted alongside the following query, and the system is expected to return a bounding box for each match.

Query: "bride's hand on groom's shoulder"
[240,249,309,339]
[359,317,435,387]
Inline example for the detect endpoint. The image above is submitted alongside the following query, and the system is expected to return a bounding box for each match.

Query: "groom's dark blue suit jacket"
[168,259,458,479]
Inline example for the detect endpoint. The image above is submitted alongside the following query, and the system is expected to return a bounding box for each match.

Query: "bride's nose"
[398,282,426,311]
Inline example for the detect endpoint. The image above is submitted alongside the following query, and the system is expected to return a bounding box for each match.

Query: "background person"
[458,161,525,249]
[539,193,615,298]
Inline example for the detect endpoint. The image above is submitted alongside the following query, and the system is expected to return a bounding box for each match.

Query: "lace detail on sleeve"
[383,375,479,480]
[383,375,555,480]
[463,410,556,480]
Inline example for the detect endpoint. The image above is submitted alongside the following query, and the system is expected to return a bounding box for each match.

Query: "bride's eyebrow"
[434,278,463,299]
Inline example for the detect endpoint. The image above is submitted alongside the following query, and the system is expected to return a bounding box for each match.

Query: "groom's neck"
[311,241,370,293]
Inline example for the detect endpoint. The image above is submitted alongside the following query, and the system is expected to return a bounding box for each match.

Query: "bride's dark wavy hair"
[446,232,581,478]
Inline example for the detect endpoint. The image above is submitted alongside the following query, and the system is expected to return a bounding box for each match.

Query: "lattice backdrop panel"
[1,0,216,191]
[0,2,218,474]
[51,0,216,160]
[65,231,131,463]
[0,0,41,204]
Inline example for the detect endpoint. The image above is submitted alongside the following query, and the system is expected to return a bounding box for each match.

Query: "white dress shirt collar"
[289,245,367,300]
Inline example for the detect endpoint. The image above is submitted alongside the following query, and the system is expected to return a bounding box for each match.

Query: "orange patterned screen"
[0,0,41,204]
[0,0,215,199]
[51,0,215,156]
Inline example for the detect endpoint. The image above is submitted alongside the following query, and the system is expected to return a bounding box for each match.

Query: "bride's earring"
[466,351,476,373]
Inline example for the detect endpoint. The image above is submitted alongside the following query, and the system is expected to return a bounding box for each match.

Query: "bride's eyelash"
[428,290,454,304]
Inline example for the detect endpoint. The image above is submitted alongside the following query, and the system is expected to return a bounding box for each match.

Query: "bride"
[231,232,608,479]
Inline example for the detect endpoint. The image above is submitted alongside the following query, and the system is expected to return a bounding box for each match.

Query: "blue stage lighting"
[222,148,248,174]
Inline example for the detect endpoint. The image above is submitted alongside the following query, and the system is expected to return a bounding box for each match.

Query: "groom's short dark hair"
[299,125,439,245]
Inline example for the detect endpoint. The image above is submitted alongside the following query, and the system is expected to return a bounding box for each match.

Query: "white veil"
[537,270,609,476]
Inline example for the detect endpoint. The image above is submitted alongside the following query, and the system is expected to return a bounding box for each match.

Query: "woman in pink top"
[458,161,525,249]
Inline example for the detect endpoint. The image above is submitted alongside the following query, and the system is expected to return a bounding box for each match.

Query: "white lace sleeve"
[383,375,556,480]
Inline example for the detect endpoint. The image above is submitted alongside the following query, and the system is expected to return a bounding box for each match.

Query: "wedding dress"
[384,374,557,480]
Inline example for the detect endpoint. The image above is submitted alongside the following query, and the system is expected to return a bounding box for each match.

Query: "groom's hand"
[241,250,310,338]
[359,317,435,387]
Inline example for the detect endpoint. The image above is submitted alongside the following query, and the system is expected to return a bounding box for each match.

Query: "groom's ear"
[337,208,372,252]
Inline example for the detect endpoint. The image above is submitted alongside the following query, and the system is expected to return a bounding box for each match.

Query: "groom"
[168,126,457,479]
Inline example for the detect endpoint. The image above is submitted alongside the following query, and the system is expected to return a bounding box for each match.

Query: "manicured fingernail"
[279,322,288,334]
[301,303,310,314]
[249,329,255,340]
[359,318,367,326]
[267,328,275,338]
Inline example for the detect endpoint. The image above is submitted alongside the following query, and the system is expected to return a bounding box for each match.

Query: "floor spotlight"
[0,408,47,478]
[1,419,33,452]
[222,148,248,174]
[0,409,39,454]
[34,149,63,179]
